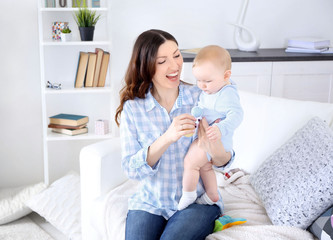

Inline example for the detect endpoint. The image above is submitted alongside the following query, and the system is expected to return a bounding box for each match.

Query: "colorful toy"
[213,215,247,232]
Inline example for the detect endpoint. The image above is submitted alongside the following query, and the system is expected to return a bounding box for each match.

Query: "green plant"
[61,26,71,33]
[75,0,86,8]
[73,7,101,28]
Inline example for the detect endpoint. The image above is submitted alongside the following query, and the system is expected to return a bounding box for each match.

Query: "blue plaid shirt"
[120,83,227,219]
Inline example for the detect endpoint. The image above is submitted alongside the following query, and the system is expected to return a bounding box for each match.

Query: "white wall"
[0,0,43,188]
[109,0,333,93]
[1,0,332,187]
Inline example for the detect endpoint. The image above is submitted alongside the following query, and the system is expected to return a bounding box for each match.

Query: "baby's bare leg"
[178,140,207,210]
[199,162,219,202]
[182,140,208,192]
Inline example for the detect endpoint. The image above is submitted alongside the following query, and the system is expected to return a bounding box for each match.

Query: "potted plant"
[60,26,72,42]
[73,7,101,41]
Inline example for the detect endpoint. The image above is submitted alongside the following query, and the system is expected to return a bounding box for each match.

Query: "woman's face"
[152,40,183,91]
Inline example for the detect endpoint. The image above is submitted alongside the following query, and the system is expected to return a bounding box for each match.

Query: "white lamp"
[231,0,260,52]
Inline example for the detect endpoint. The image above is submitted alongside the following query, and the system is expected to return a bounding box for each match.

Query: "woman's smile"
[166,71,179,82]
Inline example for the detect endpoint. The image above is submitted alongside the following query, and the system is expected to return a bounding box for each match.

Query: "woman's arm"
[121,100,196,180]
[197,117,231,167]
[120,103,157,180]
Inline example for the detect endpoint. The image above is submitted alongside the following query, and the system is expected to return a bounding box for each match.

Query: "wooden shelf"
[182,48,333,63]
[42,40,111,46]
[40,7,108,12]
[47,131,112,141]
[45,87,112,94]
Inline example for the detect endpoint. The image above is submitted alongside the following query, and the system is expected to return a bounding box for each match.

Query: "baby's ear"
[224,70,231,80]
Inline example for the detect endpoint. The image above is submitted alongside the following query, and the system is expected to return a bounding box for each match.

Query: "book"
[180,48,201,54]
[285,47,329,53]
[320,47,333,54]
[74,52,89,88]
[92,0,100,7]
[287,38,330,49]
[49,113,89,127]
[45,0,56,7]
[48,123,87,129]
[97,51,110,87]
[85,52,97,87]
[52,127,88,136]
[93,48,104,87]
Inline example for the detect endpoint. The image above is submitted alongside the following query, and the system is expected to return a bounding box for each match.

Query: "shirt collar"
[144,88,156,112]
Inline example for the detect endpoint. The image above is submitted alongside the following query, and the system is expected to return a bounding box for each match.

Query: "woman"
[115,29,233,240]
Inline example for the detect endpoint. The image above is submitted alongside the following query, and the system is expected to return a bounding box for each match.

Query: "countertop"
[182,48,333,63]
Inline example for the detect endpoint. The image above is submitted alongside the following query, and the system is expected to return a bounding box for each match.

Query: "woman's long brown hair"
[115,29,178,126]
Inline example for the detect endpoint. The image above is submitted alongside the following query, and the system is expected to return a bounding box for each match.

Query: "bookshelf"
[37,1,113,184]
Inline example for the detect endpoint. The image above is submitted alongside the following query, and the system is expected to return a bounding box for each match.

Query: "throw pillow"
[0,182,46,225]
[25,172,81,240]
[250,117,333,229]
[309,205,333,240]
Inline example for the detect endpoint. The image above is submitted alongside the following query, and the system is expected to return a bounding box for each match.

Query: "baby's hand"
[206,125,221,142]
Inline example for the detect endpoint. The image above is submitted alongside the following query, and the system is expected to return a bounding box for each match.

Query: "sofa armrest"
[80,137,128,240]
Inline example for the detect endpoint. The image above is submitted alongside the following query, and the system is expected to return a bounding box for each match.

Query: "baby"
[178,45,243,210]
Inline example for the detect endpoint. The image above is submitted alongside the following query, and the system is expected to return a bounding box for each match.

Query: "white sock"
[196,192,215,205]
[178,190,197,210]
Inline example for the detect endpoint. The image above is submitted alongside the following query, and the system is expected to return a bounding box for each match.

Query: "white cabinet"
[271,61,333,103]
[182,61,272,96]
[37,1,113,184]
[231,62,272,96]
[182,60,333,103]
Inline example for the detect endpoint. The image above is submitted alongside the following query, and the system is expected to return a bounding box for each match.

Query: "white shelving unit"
[183,60,333,103]
[37,1,113,184]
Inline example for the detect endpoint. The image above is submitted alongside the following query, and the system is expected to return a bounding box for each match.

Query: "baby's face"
[193,62,229,94]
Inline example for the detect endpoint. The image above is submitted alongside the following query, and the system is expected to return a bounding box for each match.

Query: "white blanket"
[104,170,315,240]
[207,171,314,240]
[0,216,54,240]
[105,180,139,240]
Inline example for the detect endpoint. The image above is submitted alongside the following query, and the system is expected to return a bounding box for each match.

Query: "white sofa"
[80,91,333,240]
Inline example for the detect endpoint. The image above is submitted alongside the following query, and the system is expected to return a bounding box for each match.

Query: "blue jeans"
[125,203,221,240]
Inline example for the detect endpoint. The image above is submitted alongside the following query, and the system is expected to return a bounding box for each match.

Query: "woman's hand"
[164,113,196,143]
[197,118,231,167]
[147,113,195,167]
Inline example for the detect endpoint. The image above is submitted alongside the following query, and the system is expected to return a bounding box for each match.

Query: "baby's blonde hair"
[193,45,231,71]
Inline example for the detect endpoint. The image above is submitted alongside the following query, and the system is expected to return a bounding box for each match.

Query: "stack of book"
[285,38,331,53]
[180,48,201,55]
[48,113,89,136]
[74,48,110,88]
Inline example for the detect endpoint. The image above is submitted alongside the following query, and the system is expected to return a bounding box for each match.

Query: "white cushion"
[250,117,333,229]
[0,182,46,225]
[25,172,81,240]
[231,91,333,173]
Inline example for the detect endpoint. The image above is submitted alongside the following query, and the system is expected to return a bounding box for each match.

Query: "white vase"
[232,23,260,52]
[231,0,260,52]
[60,33,72,42]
